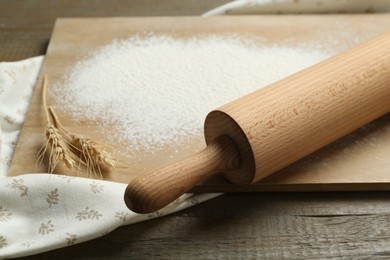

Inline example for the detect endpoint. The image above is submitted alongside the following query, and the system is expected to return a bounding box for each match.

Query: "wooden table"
[2,1,390,258]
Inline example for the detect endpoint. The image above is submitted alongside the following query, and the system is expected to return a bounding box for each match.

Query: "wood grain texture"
[3,1,390,258]
[125,135,240,213]
[8,15,390,193]
[205,32,390,184]
[0,0,229,61]
[126,32,390,213]
[27,192,390,259]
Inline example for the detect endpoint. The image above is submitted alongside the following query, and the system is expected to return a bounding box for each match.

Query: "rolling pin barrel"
[125,33,390,214]
[205,32,390,185]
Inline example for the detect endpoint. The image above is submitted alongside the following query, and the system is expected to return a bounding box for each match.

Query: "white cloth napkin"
[1,1,390,258]
[0,57,220,259]
[204,0,390,16]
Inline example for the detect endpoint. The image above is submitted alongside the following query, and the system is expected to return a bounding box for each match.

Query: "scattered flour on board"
[52,35,330,156]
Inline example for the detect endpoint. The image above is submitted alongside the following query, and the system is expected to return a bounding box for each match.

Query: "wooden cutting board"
[8,15,390,192]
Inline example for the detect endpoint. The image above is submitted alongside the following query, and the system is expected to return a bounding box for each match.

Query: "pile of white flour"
[53,35,330,155]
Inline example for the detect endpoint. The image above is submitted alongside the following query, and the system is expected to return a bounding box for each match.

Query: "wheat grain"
[38,76,78,172]
[49,106,116,178]
[70,134,115,178]
[38,75,116,178]
[38,122,77,173]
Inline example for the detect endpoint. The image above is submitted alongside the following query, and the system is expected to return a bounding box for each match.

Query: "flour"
[53,35,330,156]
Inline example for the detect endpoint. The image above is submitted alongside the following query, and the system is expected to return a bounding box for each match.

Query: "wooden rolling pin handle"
[124,135,240,213]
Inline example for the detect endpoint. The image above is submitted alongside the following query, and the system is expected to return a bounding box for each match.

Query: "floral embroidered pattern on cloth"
[0,174,217,258]
[0,56,219,258]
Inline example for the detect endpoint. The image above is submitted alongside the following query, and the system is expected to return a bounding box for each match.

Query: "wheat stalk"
[38,124,77,172]
[71,134,116,179]
[38,75,116,178]
[37,76,77,173]
[49,106,116,178]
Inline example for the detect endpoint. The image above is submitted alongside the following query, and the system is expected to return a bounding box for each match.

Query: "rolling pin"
[125,33,390,214]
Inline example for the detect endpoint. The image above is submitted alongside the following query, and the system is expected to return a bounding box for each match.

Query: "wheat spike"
[38,75,116,178]
[45,123,77,172]
[70,134,115,178]
[37,76,77,173]
[49,106,116,178]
